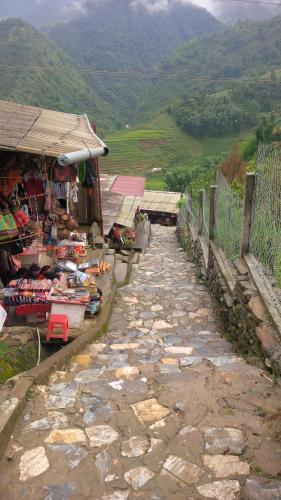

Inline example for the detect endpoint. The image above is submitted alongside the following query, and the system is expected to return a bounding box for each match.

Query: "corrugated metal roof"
[110,175,145,197]
[141,190,181,214]
[115,196,141,227]
[101,190,124,236]
[100,174,117,192]
[0,99,106,158]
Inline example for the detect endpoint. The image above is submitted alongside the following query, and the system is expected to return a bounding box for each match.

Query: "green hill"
[46,0,222,126]
[138,15,281,123]
[0,18,117,133]
[100,113,250,189]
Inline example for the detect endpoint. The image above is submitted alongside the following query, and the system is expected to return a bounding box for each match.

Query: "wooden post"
[199,189,205,236]
[209,185,217,241]
[240,172,256,258]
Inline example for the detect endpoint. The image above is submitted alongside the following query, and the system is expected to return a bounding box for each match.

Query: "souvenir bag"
[0,192,18,239]
[11,205,31,229]
[0,208,18,240]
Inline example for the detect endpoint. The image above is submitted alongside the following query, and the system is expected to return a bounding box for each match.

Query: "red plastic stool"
[47,314,69,342]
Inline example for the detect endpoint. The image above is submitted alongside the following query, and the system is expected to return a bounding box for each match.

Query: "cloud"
[74,0,215,15]
[131,1,215,13]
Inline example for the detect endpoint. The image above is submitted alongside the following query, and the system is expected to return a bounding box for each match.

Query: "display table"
[48,289,89,328]
[15,304,51,316]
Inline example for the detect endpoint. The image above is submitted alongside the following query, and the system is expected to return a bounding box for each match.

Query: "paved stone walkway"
[1,226,281,500]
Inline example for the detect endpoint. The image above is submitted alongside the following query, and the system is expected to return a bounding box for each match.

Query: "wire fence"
[203,191,210,241]
[250,144,281,289]
[215,172,243,263]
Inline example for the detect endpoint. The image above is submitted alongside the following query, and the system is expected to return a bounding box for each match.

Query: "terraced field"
[100,113,251,190]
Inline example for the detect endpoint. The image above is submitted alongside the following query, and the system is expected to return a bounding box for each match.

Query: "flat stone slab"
[73,354,91,367]
[44,429,87,445]
[121,436,150,457]
[0,398,19,432]
[85,425,118,448]
[115,366,139,379]
[205,427,245,455]
[95,448,122,481]
[161,358,179,366]
[124,466,154,490]
[19,447,49,481]
[110,343,140,350]
[48,444,87,470]
[23,412,69,432]
[163,455,204,484]
[102,491,129,500]
[245,476,281,499]
[45,382,78,410]
[75,369,104,383]
[197,480,240,500]
[153,320,173,330]
[203,455,250,477]
[131,398,170,424]
[164,346,194,355]
[151,305,163,312]
[180,356,202,366]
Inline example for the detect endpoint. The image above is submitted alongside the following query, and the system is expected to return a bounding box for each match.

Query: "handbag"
[11,206,30,229]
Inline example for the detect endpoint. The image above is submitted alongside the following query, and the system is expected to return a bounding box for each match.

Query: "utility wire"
[214,0,281,6]
[1,65,281,85]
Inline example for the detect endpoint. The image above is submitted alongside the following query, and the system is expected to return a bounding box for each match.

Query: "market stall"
[0,100,110,330]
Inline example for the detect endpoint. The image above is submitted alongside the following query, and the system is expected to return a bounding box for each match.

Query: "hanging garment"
[53,164,77,183]
[82,162,97,188]
[11,206,30,229]
[54,182,66,200]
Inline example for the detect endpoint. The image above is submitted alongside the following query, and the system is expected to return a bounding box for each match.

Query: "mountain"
[138,15,281,123]
[213,2,280,24]
[47,0,222,71]
[0,0,85,27]
[45,0,222,125]
[0,18,116,132]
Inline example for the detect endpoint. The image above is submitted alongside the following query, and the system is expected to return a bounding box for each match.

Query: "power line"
[1,65,281,85]
[214,0,281,6]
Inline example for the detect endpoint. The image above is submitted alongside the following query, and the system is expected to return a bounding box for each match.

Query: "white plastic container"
[50,302,86,329]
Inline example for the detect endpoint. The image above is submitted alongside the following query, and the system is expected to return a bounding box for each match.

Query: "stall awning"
[141,190,181,214]
[0,99,108,163]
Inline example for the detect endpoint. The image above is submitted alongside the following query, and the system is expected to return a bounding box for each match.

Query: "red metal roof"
[110,176,145,198]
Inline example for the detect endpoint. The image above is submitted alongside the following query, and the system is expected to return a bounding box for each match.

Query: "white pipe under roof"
[57,146,109,166]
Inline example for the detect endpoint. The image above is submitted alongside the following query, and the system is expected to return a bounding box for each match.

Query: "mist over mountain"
[0,0,279,27]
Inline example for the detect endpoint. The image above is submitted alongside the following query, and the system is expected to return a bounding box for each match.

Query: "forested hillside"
[138,16,281,124]
[46,0,222,125]
[0,18,117,131]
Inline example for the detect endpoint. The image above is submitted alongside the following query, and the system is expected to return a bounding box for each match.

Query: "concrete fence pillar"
[240,172,256,258]
[209,185,217,241]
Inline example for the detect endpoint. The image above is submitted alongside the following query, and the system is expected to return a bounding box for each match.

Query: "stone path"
[1,226,281,499]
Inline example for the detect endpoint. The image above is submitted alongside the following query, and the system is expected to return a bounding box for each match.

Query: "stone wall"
[177,224,281,377]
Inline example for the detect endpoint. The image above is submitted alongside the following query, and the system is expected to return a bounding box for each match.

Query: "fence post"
[199,189,205,236]
[240,172,256,258]
[209,185,217,241]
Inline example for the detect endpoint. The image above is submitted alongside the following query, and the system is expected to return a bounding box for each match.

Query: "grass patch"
[145,177,167,191]
[101,113,252,190]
